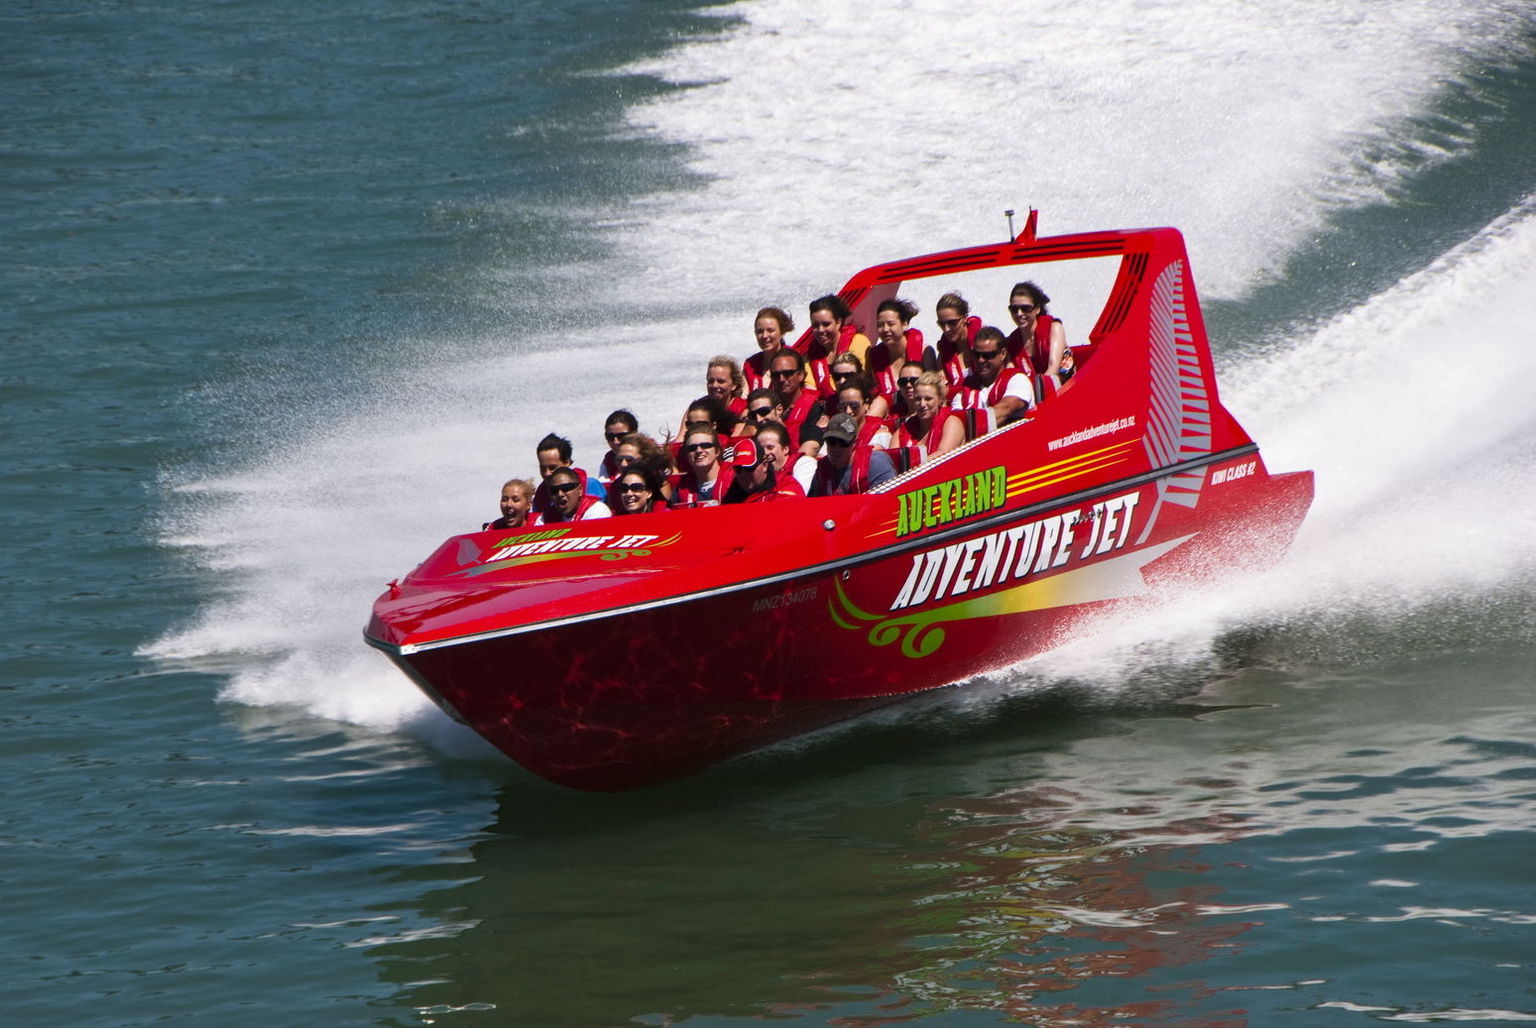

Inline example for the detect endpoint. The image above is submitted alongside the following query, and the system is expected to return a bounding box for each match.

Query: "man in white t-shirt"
[950,325,1031,431]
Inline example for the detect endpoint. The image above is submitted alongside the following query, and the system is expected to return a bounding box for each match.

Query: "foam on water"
[614,0,1534,302]
[143,0,1536,746]
[1016,197,1536,690]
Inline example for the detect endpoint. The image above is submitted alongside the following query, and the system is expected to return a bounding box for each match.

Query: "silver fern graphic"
[1137,259,1211,544]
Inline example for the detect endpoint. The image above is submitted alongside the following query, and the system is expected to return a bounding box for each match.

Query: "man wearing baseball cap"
[722,436,805,504]
[809,413,898,496]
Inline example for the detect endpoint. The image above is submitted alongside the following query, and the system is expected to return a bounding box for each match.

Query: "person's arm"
[1045,319,1068,377]
[989,397,1027,426]
[865,450,898,490]
[933,413,966,457]
[798,400,827,458]
[990,374,1031,426]
[790,454,816,493]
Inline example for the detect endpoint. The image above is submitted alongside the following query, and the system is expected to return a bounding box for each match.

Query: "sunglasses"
[549,481,580,494]
[748,406,774,419]
[837,401,864,413]
[973,349,1005,361]
[937,317,961,329]
[770,369,800,379]
[898,376,921,387]
[825,437,851,448]
[617,482,649,494]
[683,441,716,453]
[605,431,629,442]
[1008,302,1037,314]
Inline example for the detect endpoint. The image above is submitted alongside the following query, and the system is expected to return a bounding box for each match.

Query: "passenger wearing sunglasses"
[833,379,892,450]
[826,352,889,421]
[597,409,639,486]
[1004,280,1068,379]
[808,414,897,497]
[540,467,612,523]
[669,428,727,508]
[934,291,981,388]
[605,432,672,506]
[949,325,1032,432]
[886,367,925,424]
[735,389,785,440]
[612,464,670,516]
[766,349,823,456]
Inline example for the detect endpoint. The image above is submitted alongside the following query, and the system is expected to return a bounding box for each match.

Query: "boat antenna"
[1005,209,1015,239]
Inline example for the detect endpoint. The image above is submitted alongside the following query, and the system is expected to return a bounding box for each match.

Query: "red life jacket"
[598,450,621,485]
[781,388,820,447]
[897,408,960,454]
[1005,313,1059,376]
[669,467,725,507]
[857,414,885,447]
[743,349,776,392]
[869,328,927,401]
[810,447,875,496]
[532,466,598,520]
[936,316,981,388]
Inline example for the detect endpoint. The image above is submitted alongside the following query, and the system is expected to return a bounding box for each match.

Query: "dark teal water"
[5,1,1535,1025]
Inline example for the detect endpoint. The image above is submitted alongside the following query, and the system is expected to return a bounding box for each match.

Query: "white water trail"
[142,0,1536,746]
[1017,197,1536,691]
[615,0,1533,302]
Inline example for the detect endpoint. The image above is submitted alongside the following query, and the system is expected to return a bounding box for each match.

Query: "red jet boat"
[366,215,1313,790]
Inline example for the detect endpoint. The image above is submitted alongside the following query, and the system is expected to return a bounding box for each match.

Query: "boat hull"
[375,458,1312,790]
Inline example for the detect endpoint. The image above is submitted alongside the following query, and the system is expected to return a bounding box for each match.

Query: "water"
[4,0,1535,1023]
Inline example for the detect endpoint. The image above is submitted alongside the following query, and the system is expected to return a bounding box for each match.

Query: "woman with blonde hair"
[896,370,965,461]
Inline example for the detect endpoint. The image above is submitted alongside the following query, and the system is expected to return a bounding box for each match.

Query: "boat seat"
[1035,374,1057,405]
[880,445,923,475]
[956,408,990,442]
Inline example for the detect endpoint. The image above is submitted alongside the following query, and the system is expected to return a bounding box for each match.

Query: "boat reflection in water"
[364,699,1281,1026]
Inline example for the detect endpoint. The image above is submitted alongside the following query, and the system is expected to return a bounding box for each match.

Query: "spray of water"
[615,0,1533,301]
[1016,197,1536,691]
